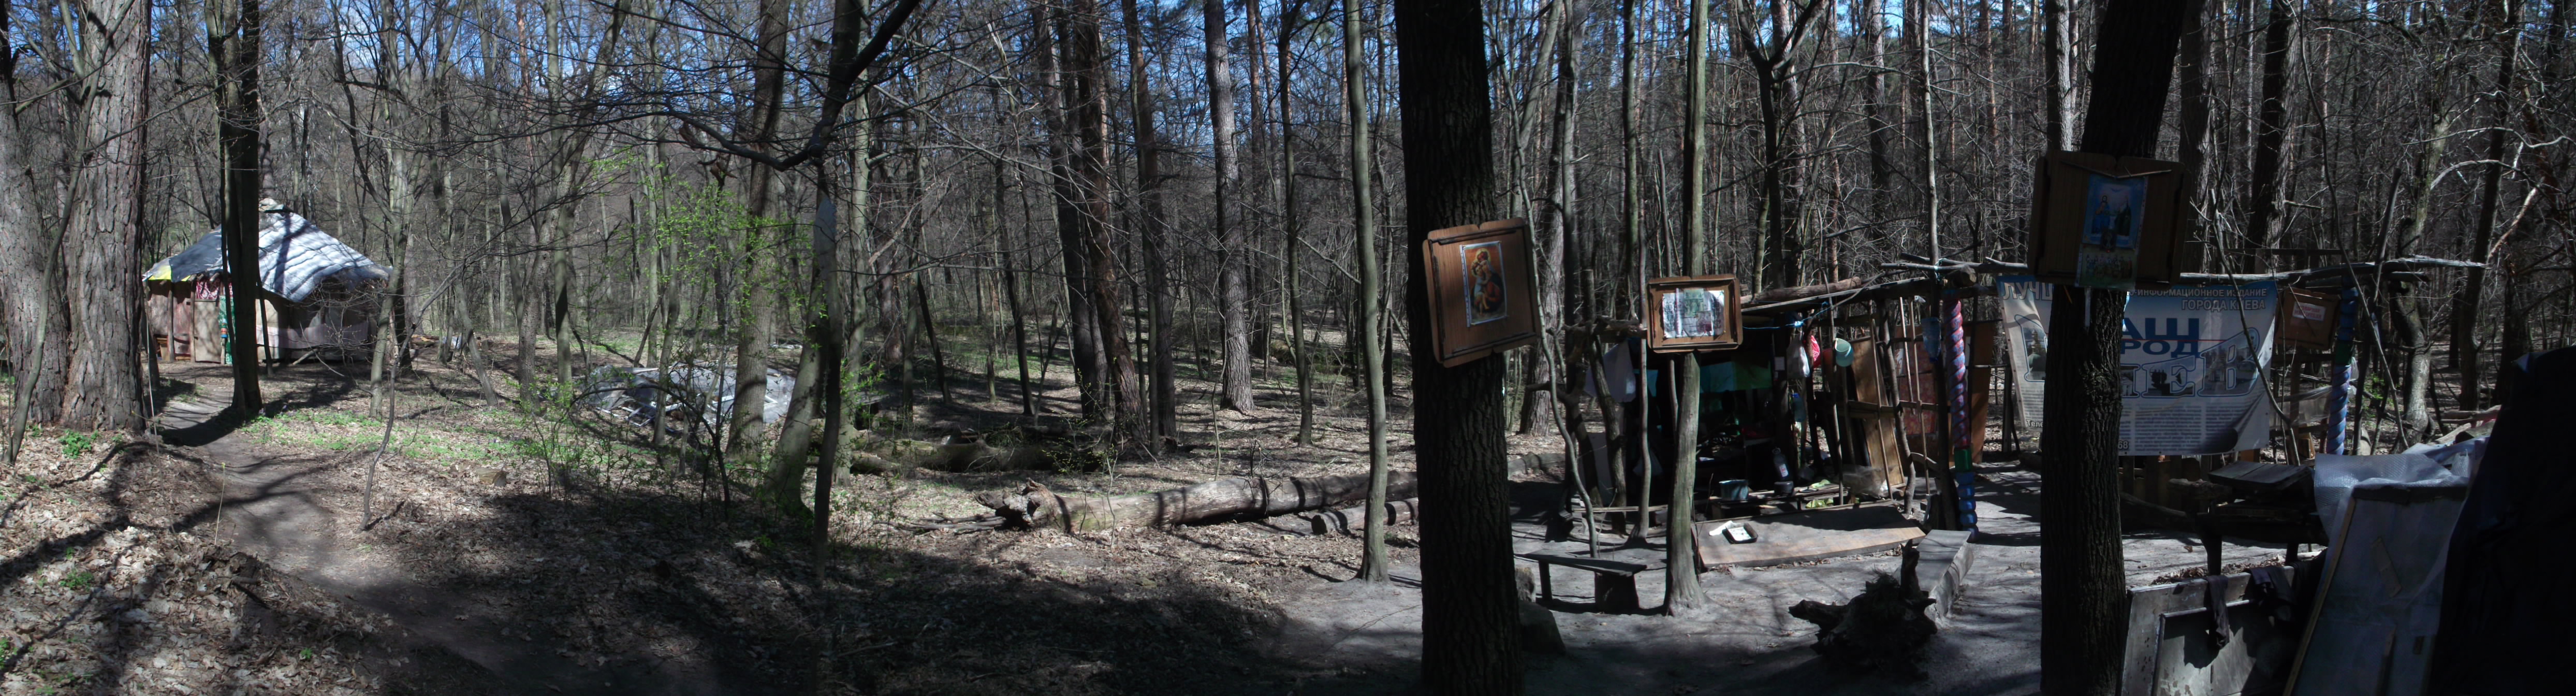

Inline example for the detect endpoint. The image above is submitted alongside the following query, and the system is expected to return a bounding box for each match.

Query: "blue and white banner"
[1996,277,2277,456]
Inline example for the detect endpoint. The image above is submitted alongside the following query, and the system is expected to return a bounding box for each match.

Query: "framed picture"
[1421,219,1541,367]
[2025,151,2201,289]
[1645,275,1741,353]
[2277,286,2339,350]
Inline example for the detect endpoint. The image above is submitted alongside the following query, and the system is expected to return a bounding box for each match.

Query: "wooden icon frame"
[2024,151,2203,289]
[1421,219,1541,367]
[1645,274,1743,353]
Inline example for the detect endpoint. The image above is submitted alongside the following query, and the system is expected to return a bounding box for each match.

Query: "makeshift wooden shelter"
[143,207,388,363]
[1552,254,2485,556]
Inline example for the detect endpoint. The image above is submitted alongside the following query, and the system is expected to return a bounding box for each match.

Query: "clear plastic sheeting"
[2311,438,2482,549]
[578,364,796,432]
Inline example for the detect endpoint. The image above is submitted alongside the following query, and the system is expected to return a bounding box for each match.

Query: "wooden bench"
[1518,553,1648,614]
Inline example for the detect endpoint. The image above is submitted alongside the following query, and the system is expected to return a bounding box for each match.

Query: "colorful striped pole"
[2322,288,2361,456]
[1948,295,1974,530]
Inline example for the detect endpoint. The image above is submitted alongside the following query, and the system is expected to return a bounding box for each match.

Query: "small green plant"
[58,570,94,590]
[57,431,96,457]
[299,648,314,661]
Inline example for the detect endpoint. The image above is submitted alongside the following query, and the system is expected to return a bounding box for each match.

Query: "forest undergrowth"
[2,335,1560,694]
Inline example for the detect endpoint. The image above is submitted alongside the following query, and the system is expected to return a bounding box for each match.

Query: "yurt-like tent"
[144,203,389,363]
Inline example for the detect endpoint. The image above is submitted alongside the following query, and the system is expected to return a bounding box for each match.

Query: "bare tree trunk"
[1208,0,1254,412]
[1394,0,1521,687]
[1119,0,1176,440]
[1665,0,1712,613]
[213,0,263,417]
[1516,0,1573,438]
[1344,0,1393,583]
[2042,0,2075,152]
[2453,0,2523,411]
[62,0,153,432]
[2241,0,2295,255]
[0,5,65,427]
[2045,2,2192,692]
[996,147,1034,418]
[764,136,865,517]
[726,0,793,465]
[1277,3,1314,445]
[2396,107,2453,437]
[2173,0,2211,259]
[1056,0,1146,445]
[2493,0,2565,400]
[913,278,952,399]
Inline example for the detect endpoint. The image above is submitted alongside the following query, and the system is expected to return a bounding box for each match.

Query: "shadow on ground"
[313,471,1337,695]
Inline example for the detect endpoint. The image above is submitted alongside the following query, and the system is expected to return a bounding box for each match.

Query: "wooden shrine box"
[2277,286,2339,350]
[1421,219,1541,366]
[1645,275,1744,353]
[2025,151,2203,289]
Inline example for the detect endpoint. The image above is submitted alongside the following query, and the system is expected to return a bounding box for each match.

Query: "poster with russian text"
[1996,277,2277,456]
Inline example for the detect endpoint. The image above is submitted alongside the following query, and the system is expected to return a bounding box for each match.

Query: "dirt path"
[160,398,760,695]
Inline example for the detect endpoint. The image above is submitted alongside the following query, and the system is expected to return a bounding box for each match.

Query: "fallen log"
[1303,498,1421,535]
[976,471,1419,532]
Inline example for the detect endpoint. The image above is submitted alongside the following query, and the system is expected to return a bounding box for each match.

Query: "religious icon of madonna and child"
[1462,241,1510,326]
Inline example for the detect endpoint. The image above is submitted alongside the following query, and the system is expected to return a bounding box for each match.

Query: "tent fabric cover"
[2428,346,2576,694]
[142,212,387,303]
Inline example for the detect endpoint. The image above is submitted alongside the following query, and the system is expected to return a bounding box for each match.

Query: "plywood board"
[1692,504,1924,569]
[2119,569,2304,696]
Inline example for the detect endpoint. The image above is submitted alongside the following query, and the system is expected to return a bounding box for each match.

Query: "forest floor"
[1,334,2295,694]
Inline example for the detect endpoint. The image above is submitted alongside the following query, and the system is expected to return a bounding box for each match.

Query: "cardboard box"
[2026,151,2200,289]
[1420,219,1541,366]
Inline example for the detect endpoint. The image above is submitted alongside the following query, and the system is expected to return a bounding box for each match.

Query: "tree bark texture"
[1344,0,1393,583]
[2453,0,2522,411]
[1665,0,1712,612]
[1208,0,1254,413]
[1121,0,1178,441]
[0,15,64,426]
[724,0,792,465]
[2241,0,2295,254]
[1060,0,1147,444]
[214,0,265,416]
[1279,5,1314,445]
[2047,1,2191,693]
[62,0,153,432]
[1394,0,1523,688]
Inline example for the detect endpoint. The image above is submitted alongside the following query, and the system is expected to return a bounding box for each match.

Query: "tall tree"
[1064,0,1148,444]
[60,0,154,431]
[2044,0,2193,692]
[0,0,65,428]
[725,0,793,467]
[1346,0,1393,583]
[2241,0,2296,255]
[1665,0,1714,612]
[1122,0,1179,443]
[1279,0,1316,445]
[1395,0,1520,688]
[212,0,265,417]
[2452,0,2525,411]
[1208,0,1255,412]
